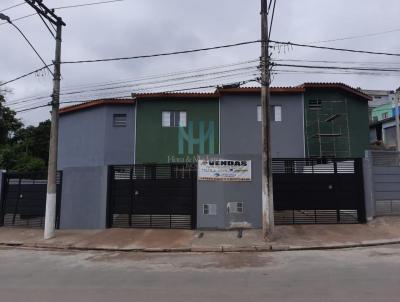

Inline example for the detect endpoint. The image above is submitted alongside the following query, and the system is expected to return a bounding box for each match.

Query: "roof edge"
[300,82,372,101]
[59,99,135,115]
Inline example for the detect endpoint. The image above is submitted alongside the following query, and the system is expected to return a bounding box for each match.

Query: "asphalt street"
[1,245,400,302]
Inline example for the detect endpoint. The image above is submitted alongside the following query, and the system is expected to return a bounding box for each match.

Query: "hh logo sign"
[178,121,215,155]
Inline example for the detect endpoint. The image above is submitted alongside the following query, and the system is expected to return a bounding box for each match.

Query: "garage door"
[108,164,197,229]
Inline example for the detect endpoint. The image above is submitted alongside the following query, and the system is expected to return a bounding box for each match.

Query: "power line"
[309,28,400,44]
[36,12,55,39]
[0,0,126,26]
[15,103,49,113]
[273,58,400,66]
[54,0,125,10]
[0,2,25,13]
[1,40,260,86]
[0,13,36,26]
[6,60,259,104]
[268,0,277,39]
[61,40,261,64]
[274,63,400,72]
[14,78,257,114]
[0,65,52,87]
[270,40,400,57]
[9,70,259,109]
[2,18,54,76]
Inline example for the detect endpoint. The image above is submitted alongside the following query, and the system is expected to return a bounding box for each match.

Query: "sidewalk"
[1,217,400,253]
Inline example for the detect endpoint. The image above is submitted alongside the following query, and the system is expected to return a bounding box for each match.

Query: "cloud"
[1,0,399,124]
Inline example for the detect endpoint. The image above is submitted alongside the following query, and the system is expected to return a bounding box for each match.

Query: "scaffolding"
[306,99,351,158]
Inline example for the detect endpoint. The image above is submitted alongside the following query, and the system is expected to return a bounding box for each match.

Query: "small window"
[113,114,127,127]
[309,100,322,110]
[257,106,262,122]
[227,202,244,214]
[203,204,217,215]
[257,105,282,122]
[162,111,187,127]
[273,105,282,122]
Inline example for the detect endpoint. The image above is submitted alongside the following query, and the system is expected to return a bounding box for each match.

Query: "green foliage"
[0,91,50,172]
[0,94,23,145]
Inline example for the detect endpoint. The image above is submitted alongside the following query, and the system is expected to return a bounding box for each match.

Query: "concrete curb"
[1,238,400,253]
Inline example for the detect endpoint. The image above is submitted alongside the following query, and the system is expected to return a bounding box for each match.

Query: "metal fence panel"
[108,164,197,229]
[0,172,62,228]
[273,158,366,224]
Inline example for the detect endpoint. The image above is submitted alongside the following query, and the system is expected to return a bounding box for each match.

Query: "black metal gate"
[273,158,366,224]
[0,172,62,228]
[108,164,197,229]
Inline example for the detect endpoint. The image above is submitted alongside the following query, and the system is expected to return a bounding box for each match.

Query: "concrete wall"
[219,93,305,158]
[60,166,109,229]
[58,105,135,170]
[364,150,400,217]
[197,154,262,229]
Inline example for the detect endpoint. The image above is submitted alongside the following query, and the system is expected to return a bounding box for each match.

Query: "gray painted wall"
[364,150,400,217]
[197,154,262,229]
[60,166,108,229]
[219,93,305,158]
[58,105,135,170]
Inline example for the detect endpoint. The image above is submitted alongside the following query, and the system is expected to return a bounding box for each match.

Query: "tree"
[0,91,23,145]
[13,120,51,164]
[0,89,50,172]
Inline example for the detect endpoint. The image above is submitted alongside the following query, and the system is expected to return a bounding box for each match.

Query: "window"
[257,106,262,122]
[203,204,217,215]
[113,114,127,127]
[273,105,282,122]
[309,100,322,110]
[257,105,282,122]
[162,111,187,127]
[227,202,244,214]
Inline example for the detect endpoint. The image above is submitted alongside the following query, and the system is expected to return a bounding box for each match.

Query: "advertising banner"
[198,159,252,182]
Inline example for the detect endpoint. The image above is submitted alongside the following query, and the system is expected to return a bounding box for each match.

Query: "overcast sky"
[1,0,400,125]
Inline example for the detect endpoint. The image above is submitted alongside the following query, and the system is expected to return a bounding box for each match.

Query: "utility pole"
[23,0,66,239]
[396,88,400,152]
[260,0,274,238]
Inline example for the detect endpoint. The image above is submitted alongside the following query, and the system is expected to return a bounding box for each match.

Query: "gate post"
[356,158,367,223]
[105,166,113,228]
[363,151,376,220]
[0,170,5,226]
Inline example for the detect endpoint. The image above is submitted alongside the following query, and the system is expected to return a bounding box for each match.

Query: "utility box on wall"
[196,154,262,229]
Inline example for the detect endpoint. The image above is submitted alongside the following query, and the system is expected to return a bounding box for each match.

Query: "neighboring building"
[371,103,395,122]
[362,89,396,108]
[370,116,399,149]
[362,89,396,122]
[58,82,371,169]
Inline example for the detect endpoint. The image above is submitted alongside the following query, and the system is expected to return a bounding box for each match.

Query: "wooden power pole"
[23,0,66,239]
[261,0,274,238]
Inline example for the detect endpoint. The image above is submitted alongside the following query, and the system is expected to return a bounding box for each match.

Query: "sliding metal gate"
[0,172,62,228]
[108,164,197,229]
[273,158,366,224]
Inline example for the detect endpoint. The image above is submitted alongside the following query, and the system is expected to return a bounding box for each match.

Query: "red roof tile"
[59,98,135,115]
[133,92,219,99]
[217,87,305,94]
[299,82,372,101]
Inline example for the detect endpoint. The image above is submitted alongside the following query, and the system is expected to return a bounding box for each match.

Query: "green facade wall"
[304,89,369,158]
[135,98,219,164]
[372,103,393,122]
